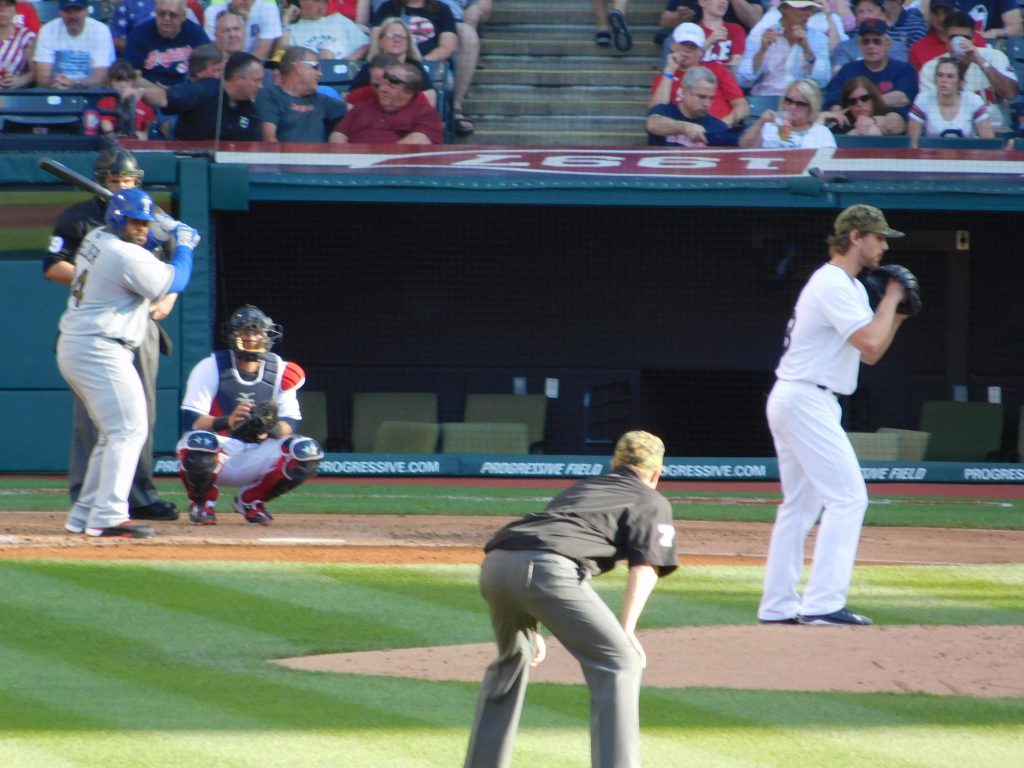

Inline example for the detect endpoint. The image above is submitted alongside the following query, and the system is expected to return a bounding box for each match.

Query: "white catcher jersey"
[774,263,873,396]
[58,227,174,349]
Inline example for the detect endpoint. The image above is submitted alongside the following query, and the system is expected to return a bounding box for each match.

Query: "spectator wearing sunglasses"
[739,77,837,147]
[823,18,917,119]
[830,0,908,74]
[333,60,445,143]
[348,19,437,107]
[125,0,210,87]
[821,75,906,133]
[256,46,348,141]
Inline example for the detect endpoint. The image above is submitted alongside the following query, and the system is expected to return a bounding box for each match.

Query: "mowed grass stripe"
[2,477,1022,528]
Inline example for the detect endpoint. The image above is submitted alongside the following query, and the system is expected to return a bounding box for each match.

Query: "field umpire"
[43,147,179,522]
[464,430,678,768]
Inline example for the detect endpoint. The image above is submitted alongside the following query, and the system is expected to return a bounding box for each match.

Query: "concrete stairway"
[458,2,663,146]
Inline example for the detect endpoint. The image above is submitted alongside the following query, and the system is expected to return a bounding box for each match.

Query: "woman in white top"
[907,56,994,148]
[740,77,838,148]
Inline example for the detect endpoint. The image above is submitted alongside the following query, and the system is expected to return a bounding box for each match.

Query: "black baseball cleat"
[85,522,156,539]
[130,499,180,521]
[759,617,800,625]
[798,608,873,626]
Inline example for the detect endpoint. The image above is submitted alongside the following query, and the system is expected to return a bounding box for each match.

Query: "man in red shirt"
[649,21,750,129]
[908,0,986,70]
[332,61,444,144]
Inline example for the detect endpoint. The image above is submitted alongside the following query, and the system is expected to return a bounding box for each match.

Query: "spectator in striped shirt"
[0,0,36,88]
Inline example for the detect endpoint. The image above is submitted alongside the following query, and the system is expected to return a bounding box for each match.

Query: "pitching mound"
[275,624,1024,698]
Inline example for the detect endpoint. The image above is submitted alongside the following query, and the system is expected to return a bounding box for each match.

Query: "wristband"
[212,416,230,432]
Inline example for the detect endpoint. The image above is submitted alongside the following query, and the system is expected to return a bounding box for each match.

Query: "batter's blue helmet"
[105,188,156,233]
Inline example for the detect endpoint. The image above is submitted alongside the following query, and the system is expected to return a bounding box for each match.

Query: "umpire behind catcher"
[464,431,678,768]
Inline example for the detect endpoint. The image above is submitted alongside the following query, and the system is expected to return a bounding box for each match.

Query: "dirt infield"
[1,508,1022,697]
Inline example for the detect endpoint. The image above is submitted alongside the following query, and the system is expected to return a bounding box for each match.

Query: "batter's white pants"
[58,335,148,531]
[758,379,869,621]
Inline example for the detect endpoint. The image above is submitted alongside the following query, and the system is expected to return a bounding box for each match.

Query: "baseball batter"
[44,147,179,522]
[58,190,197,538]
[758,204,910,626]
[464,431,678,768]
[176,306,323,526]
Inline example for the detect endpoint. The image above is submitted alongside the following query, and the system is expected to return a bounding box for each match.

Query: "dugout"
[2,143,1023,472]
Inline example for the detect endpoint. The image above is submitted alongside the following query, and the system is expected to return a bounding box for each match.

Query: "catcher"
[176,305,323,526]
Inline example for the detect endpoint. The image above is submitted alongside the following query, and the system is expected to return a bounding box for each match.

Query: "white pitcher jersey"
[774,263,872,396]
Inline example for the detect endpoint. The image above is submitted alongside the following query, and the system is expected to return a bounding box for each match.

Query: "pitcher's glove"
[864,264,922,317]
[233,400,279,443]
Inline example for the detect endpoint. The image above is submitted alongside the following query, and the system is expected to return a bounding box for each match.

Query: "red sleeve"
[282,362,306,391]
[347,85,374,105]
[15,4,40,33]
[714,64,743,102]
[187,0,204,25]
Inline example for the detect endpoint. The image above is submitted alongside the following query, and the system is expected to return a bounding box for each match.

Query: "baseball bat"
[37,156,178,236]
[37,157,113,200]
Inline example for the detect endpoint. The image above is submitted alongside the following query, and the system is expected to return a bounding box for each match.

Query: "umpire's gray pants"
[68,319,160,509]
[464,549,644,768]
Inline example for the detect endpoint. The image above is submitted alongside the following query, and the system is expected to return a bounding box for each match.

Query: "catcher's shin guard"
[178,431,223,505]
[238,436,323,504]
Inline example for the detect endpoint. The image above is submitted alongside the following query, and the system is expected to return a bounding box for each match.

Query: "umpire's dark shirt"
[43,196,106,275]
[485,467,679,577]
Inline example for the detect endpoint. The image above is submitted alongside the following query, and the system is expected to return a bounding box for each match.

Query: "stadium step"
[458,0,662,146]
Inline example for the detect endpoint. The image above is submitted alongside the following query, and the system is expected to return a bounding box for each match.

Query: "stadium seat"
[318,59,358,87]
[846,431,900,461]
[441,422,530,454]
[916,136,1009,150]
[297,389,330,447]
[745,94,778,122]
[919,401,1005,461]
[877,428,931,461]
[372,420,440,453]
[0,89,112,135]
[463,393,547,452]
[423,60,454,141]
[1018,405,1024,462]
[835,134,911,148]
[350,392,437,453]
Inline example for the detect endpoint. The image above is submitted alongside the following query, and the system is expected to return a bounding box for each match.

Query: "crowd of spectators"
[2,0,1024,146]
[647,0,1024,146]
[0,0,488,143]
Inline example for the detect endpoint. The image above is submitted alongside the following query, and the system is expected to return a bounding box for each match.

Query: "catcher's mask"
[223,305,283,361]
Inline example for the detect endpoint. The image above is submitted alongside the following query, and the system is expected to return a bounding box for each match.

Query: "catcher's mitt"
[233,400,279,443]
[864,264,922,317]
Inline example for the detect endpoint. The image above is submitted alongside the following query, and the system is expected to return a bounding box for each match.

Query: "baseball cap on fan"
[672,22,706,47]
[928,0,958,10]
[59,0,88,8]
[834,205,904,238]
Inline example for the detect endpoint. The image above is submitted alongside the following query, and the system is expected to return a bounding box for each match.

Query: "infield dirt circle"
[1,479,1022,697]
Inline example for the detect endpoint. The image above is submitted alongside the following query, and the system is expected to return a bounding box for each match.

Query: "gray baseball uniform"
[57,227,174,533]
[465,468,678,768]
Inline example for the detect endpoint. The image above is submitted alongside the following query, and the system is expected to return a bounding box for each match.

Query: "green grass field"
[0,560,1020,768]
[2,476,1022,529]
[0,476,1021,766]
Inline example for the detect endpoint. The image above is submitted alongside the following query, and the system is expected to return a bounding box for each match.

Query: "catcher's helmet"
[94,147,144,183]
[223,305,283,361]
[105,189,156,233]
